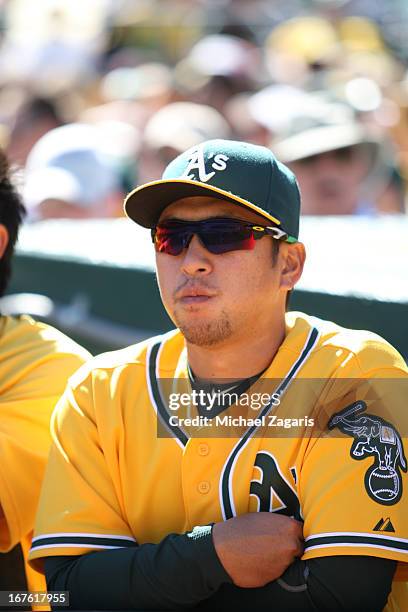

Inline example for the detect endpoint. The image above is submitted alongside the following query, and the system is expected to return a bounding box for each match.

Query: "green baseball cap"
[125,139,301,240]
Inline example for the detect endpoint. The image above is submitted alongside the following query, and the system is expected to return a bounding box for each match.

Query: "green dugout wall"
[6,216,408,360]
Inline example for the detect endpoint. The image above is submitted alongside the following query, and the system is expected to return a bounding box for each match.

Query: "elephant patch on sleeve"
[329,401,407,506]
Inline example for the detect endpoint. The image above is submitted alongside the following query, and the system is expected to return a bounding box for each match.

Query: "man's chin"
[176,315,232,347]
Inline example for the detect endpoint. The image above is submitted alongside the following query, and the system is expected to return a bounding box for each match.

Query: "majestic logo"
[181,145,229,183]
[373,517,395,532]
[329,401,407,505]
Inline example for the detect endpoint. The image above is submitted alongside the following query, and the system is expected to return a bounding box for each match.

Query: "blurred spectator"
[272,103,405,215]
[223,93,271,146]
[23,123,126,220]
[264,16,339,89]
[246,84,329,142]
[80,99,146,134]
[100,62,174,117]
[0,0,404,219]
[174,34,263,112]
[0,0,110,94]
[137,101,231,184]
[7,95,63,166]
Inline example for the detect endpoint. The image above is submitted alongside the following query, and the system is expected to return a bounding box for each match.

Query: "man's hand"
[212,512,304,588]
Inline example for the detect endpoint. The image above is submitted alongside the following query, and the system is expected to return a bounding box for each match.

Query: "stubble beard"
[174,308,233,347]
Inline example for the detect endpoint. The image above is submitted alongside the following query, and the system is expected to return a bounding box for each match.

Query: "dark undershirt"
[45,539,396,611]
[188,365,266,418]
[44,370,397,611]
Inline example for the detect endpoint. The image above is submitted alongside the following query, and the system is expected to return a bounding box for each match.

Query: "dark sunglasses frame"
[151,217,296,256]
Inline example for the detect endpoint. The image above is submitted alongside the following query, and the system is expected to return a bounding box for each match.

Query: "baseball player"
[30,140,407,611]
[0,150,90,603]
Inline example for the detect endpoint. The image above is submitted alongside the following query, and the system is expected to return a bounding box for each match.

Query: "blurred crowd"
[1,0,408,220]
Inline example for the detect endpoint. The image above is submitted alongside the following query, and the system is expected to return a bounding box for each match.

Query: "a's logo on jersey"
[329,401,407,506]
[181,144,229,183]
[249,451,301,520]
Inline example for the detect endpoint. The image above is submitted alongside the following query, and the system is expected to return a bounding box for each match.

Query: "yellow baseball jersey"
[29,312,408,611]
[0,315,90,606]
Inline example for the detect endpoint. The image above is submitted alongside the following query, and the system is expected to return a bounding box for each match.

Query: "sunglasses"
[151,217,296,256]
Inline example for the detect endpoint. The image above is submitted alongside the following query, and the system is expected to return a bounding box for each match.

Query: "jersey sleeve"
[0,351,88,552]
[28,366,137,571]
[300,368,408,580]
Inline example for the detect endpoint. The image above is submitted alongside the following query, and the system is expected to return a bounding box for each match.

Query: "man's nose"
[181,234,213,276]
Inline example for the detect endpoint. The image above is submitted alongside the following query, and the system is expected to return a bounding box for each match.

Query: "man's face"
[155,196,294,348]
[290,146,370,215]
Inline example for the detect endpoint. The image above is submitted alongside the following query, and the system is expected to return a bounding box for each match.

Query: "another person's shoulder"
[287,311,407,375]
[1,314,90,356]
[0,316,91,403]
[0,315,91,386]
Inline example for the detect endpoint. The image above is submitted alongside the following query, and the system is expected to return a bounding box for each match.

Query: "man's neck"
[185,318,286,381]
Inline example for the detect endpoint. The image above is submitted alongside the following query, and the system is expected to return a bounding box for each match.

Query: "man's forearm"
[45,521,396,612]
[45,526,231,610]
[195,555,397,612]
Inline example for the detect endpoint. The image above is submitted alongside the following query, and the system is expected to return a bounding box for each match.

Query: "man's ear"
[279,242,306,290]
[0,224,9,259]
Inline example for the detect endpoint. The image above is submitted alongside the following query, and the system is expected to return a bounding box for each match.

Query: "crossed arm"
[45,513,396,611]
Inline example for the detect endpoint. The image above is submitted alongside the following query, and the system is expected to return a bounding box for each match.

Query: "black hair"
[0,150,26,297]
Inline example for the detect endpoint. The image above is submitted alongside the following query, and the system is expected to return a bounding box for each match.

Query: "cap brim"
[124,178,282,228]
[272,124,379,163]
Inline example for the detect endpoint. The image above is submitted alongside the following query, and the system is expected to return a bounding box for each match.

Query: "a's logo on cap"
[181,144,229,183]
